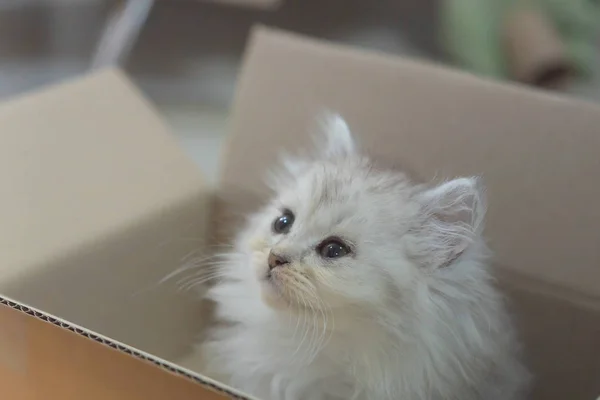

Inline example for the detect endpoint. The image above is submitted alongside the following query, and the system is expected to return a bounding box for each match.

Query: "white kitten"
[198,114,529,400]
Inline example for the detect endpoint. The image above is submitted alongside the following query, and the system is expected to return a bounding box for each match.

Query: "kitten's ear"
[412,177,486,268]
[266,112,355,189]
[317,112,357,159]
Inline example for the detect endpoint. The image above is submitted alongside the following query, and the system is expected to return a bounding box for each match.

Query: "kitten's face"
[245,159,418,311]
[237,114,484,313]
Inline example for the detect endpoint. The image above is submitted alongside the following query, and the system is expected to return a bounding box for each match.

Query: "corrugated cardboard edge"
[0,296,254,400]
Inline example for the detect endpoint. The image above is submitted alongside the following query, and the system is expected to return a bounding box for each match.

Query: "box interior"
[0,27,599,400]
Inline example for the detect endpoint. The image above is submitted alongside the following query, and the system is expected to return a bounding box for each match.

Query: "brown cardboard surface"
[0,304,230,400]
[220,27,600,399]
[0,69,210,361]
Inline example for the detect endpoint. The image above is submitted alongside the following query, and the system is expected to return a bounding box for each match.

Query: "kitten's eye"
[272,210,295,234]
[318,238,351,259]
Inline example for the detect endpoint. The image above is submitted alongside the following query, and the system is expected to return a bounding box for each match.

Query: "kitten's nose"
[268,251,290,270]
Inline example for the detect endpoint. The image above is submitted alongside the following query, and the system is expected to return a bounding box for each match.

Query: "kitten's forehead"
[278,158,414,217]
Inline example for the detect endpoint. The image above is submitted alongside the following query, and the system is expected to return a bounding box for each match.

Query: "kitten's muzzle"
[268,251,290,270]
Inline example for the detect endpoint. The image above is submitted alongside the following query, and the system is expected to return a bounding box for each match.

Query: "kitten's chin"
[259,277,291,310]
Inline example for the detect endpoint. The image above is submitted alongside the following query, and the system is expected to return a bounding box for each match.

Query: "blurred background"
[1,0,599,181]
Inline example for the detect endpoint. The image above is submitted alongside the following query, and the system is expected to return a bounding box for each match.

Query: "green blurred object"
[440,0,600,80]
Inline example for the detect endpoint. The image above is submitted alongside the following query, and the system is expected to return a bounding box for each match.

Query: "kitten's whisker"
[180,248,205,263]
[315,297,331,351]
[173,261,233,285]
[312,300,325,352]
[293,291,311,359]
[291,291,304,344]
[287,279,327,363]
[177,272,230,291]
[310,296,332,361]
[135,253,232,296]
[308,307,321,362]
[169,254,240,284]
[179,269,230,285]
[303,293,319,362]
[284,274,335,361]
[178,278,220,292]
[159,254,228,285]
[177,270,229,285]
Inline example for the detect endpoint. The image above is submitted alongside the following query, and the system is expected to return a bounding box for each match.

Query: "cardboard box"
[1,26,599,399]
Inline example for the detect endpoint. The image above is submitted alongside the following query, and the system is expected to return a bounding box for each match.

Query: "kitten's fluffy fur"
[200,115,529,400]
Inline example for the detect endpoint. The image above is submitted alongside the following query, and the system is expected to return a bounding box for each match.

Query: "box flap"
[222,27,600,301]
[0,69,210,360]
